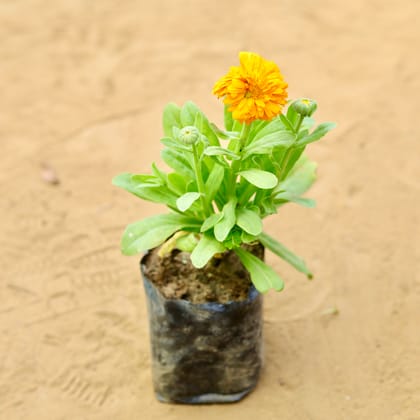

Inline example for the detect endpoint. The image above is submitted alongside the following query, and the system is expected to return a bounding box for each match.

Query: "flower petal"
[213,52,288,124]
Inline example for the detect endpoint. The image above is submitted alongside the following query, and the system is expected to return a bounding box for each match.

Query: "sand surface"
[1,1,419,419]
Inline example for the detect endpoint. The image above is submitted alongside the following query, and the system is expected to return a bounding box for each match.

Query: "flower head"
[213,52,288,124]
[179,126,200,145]
[291,98,318,117]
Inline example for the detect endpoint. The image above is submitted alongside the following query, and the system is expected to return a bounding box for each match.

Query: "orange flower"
[213,52,288,124]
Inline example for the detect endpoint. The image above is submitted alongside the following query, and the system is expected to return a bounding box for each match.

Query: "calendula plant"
[113,52,335,293]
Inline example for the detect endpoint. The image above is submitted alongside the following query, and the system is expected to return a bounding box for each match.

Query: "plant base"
[141,251,264,404]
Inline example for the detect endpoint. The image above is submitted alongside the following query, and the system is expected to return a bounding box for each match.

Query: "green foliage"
[236,208,262,236]
[191,233,226,268]
[273,155,318,207]
[214,198,237,241]
[296,122,336,147]
[114,99,335,293]
[259,232,313,278]
[238,169,278,189]
[121,214,201,255]
[176,192,201,212]
[234,248,284,293]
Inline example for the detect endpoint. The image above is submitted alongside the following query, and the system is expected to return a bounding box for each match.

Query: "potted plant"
[113,52,335,404]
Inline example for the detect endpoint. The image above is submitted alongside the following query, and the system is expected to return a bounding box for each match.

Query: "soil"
[1,1,419,419]
[142,244,264,304]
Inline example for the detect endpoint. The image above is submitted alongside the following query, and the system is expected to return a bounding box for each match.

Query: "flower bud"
[291,98,317,117]
[178,126,200,145]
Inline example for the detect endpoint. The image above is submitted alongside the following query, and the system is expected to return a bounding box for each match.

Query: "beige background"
[1,0,419,419]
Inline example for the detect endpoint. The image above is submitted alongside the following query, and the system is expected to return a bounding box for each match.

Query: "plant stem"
[192,143,211,218]
[239,183,256,206]
[278,148,292,181]
[294,114,304,133]
[229,123,251,199]
[235,123,251,154]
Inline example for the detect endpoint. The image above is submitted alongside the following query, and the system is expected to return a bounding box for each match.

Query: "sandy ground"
[1,0,419,419]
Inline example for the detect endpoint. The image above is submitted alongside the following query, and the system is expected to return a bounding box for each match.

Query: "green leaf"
[200,212,223,232]
[176,192,201,212]
[297,128,309,141]
[248,120,270,141]
[301,117,315,130]
[204,146,240,160]
[204,164,224,203]
[175,232,199,252]
[259,231,312,278]
[236,208,262,236]
[190,233,226,268]
[136,188,177,206]
[230,229,242,247]
[112,173,177,206]
[291,197,316,207]
[151,163,167,184]
[121,214,200,255]
[161,137,191,152]
[234,247,284,293]
[214,198,237,241]
[167,172,187,194]
[210,123,239,140]
[286,103,299,128]
[206,155,230,169]
[112,173,139,190]
[227,137,239,153]
[279,114,295,132]
[239,169,278,189]
[241,231,258,244]
[130,174,162,187]
[195,113,220,147]
[180,101,199,126]
[274,194,316,208]
[161,148,194,178]
[259,196,277,216]
[243,130,295,157]
[274,155,317,208]
[163,103,182,137]
[295,122,336,147]
[251,119,288,142]
[275,155,317,196]
[179,101,219,146]
[279,145,306,181]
